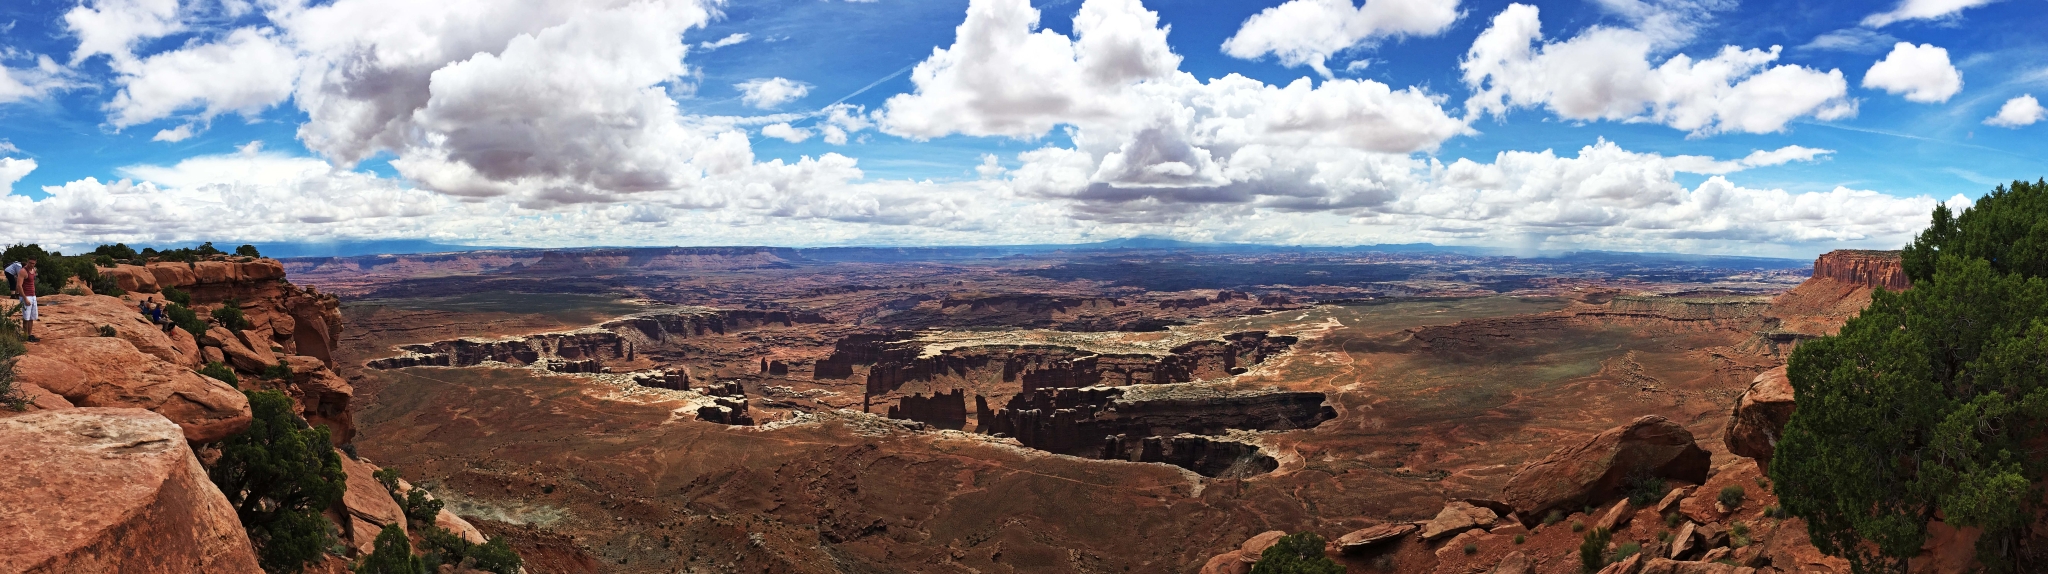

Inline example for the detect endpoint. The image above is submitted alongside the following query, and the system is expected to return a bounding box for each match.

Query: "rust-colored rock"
[101,265,159,293]
[336,453,406,554]
[1598,552,1645,574]
[1595,498,1634,531]
[1423,500,1499,540]
[1669,521,1698,559]
[1638,558,1754,574]
[31,295,196,367]
[1336,523,1415,553]
[205,325,275,373]
[1199,530,1286,574]
[1501,415,1711,522]
[435,509,488,545]
[1490,551,1534,574]
[0,408,261,573]
[1655,485,1695,516]
[1724,366,1795,471]
[13,337,250,443]
[1812,250,1908,291]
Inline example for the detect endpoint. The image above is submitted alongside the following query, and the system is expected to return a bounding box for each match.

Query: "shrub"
[96,324,116,337]
[1571,521,1584,533]
[1718,485,1746,509]
[1514,534,1526,545]
[94,254,115,268]
[1731,522,1751,548]
[0,314,26,411]
[1624,471,1668,507]
[1664,512,1682,528]
[161,287,192,307]
[1579,526,1612,573]
[198,362,238,386]
[264,360,293,380]
[466,536,523,574]
[1462,543,1477,555]
[373,467,403,495]
[209,390,347,573]
[167,303,206,338]
[402,489,444,526]
[1611,541,1641,564]
[1543,510,1564,526]
[89,274,123,296]
[1776,179,2048,573]
[1249,532,1342,574]
[91,243,138,261]
[236,244,262,258]
[213,300,252,331]
[354,524,424,574]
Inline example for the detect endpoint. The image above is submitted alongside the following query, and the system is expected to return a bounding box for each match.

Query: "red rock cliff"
[1812,250,1908,291]
[0,408,262,573]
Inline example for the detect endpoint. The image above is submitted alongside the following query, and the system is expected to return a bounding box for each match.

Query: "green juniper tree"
[1772,179,2048,573]
[209,390,348,572]
[1248,532,1342,574]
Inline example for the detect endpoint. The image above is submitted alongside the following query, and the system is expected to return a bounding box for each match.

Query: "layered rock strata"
[824,331,1296,398]
[1812,249,1909,291]
[368,308,827,370]
[977,385,1333,477]
[0,409,261,573]
[886,389,967,430]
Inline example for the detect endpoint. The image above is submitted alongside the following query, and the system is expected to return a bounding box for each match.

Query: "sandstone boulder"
[286,356,355,444]
[337,453,407,554]
[1336,523,1414,554]
[1759,518,1850,573]
[1724,366,1795,471]
[1422,500,1499,540]
[1595,498,1634,531]
[101,265,160,293]
[435,509,488,545]
[1434,529,1489,559]
[205,325,274,373]
[145,263,197,289]
[14,337,250,442]
[1501,415,1711,521]
[1597,551,1644,574]
[0,409,261,573]
[1655,485,1695,516]
[1199,531,1286,574]
[1638,558,1754,574]
[31,295,195,367]
[169,326,203,367]
[1669,521,1698,559]
[1490,551,1534,574]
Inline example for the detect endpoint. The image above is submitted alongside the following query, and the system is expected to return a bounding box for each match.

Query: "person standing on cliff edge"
[17,259,37,342]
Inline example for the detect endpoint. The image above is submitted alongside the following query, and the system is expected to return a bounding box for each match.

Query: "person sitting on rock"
[18,259,37,342]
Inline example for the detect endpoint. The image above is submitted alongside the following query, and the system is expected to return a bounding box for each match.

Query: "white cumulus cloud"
[1862,0,2001,27]
[64,0,183,66]
[1220,0,1461,78]
[1862,42,1961,103]
[1984,95,2044,128]
[1460,3,1854,136]
[761,123,812,143]
[0,157,36,195]
[735,77,811,109]
[107,27,301,128]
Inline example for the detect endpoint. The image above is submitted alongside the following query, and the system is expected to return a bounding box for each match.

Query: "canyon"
[0,244,1906,573]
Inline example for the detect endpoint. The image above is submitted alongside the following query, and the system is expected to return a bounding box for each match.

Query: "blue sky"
[0,0,2042,256]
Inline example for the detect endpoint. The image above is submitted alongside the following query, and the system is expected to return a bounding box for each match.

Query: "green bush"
[89,273,123,296]
[198,362,237,386]
[167,303,206,338]
[1514,534,1525,545]
[236,244,262,258]
[1543,509,1564,526]
[213,300,252,332]
[354,524,424,574]
[466,536,523,574]
[91,243,138,261]
[1624,471,1667,507]
[0,313,26,411]
[162,287,192,307]
[1775,179,2048,573]
[1718,485,1745,509]
[1249,532,1342,574]
[209,390,347,573]
[264,360,293,380]
[1665,512,1683,528]
[1731,522,1751,548]
[1571,521,1584,533]
[1611,541,1641,564]
[96,324,116,337]
[1579,526,1612,573]
[402,489,444,526]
